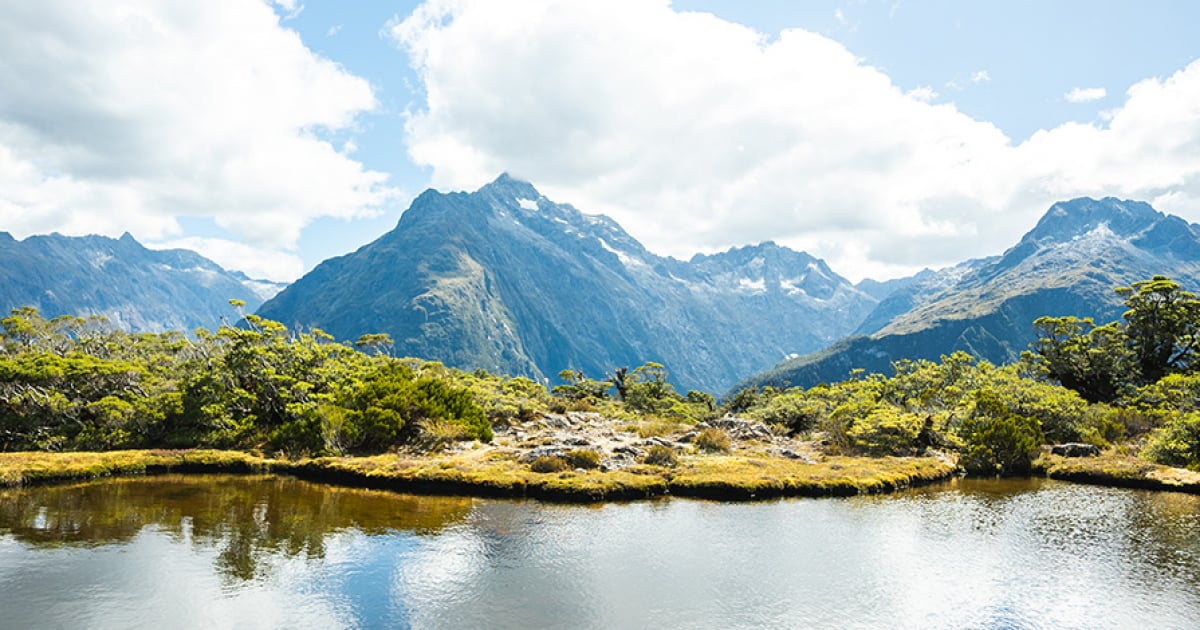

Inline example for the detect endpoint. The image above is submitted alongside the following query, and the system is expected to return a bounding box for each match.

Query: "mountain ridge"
[258,175,878,393]
[736,196,1200,392]
[0,231,285,332]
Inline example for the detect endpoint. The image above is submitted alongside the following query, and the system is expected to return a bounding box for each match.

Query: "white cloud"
[148,236,305,283]
[906,86,939,103]
[0,0,395,281]
[389,0,1200,281]
[1064,86,1107,103]
[272,0,304,20]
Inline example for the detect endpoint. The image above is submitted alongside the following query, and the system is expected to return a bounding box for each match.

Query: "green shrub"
[693,427,731,453]
[642,444,678,467]
[1141,412,1200,470]
[847,409,923,456]
[530,455,569,473]
[958,391,1043,476]
[747,390,826,434]
[564,449,601,469]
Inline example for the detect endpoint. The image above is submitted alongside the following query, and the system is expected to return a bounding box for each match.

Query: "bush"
[959,391,1043,476]
[693,427,731,453]
[642,444,678,467]
[530,455,569,473]
[564,449,601,469]
[1141,412,1200,470]
[847,409,923,456]
[747,390,825,434]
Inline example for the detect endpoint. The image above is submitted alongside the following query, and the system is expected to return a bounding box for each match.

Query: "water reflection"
[1,475,1199,629]
[0,474,473,581]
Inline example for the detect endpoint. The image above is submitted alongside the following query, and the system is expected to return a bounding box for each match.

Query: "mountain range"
[258,175,877,393]
[0,231,283,332]
[5,179,1198,397]
[737,197,1200,391]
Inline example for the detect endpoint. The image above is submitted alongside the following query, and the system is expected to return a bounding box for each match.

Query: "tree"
[1027,316,1130,403]
[959,390,1043,476]
[1117,276,1200,383]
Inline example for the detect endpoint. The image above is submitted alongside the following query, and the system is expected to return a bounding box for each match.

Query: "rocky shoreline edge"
[3,411,1199,502]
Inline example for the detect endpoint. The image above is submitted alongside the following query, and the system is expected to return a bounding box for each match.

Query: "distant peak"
[1025,197,1162,244]
[118,231,139,244]
[479,172,541,200]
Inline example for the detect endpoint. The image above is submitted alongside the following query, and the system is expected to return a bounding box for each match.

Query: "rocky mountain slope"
[737,197,1200,391]
[0,232,284,331]
[258,174,877,393]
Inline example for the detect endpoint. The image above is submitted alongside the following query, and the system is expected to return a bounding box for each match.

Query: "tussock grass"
[1035,452,1200,494]
[667,455,956,499]
[0,450,273,487]
[0,448,950,502]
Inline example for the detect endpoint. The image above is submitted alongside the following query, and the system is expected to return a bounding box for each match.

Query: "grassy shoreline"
[5,449,1198,501]
[1033,452,1200,495]
[0,449,956,502]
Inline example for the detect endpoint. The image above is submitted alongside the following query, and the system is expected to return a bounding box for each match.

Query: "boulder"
[1050,443,1101,457]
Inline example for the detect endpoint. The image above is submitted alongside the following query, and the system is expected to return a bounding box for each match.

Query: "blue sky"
[2,1,1199,282]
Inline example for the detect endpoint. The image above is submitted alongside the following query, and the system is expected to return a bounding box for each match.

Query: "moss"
[1034,452,1200,494]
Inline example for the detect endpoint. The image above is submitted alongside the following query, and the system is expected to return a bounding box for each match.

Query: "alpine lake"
[1,474,1198,629]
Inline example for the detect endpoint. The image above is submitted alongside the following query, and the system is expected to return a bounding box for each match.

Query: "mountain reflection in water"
[1,475,1199,629]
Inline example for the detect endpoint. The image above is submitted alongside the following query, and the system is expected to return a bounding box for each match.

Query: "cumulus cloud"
[1065,86,1107,103]
[389,0,1200,281]
[0,0,395,281]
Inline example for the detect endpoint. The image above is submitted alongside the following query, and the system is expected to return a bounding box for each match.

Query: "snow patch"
[88,251,113,269]
[184,266,221,287]
[517,197,538,211]
[737,277,766,293]
[780,277,808,297]
[598,238,644,268]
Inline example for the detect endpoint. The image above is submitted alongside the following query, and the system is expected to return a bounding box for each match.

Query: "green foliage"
[1029,276,1200,401]
[745,387,824,434]
[846,408,923,456]
[693,427,731,453]
[622,362,680,415]
[1118,276,1200,383]
[1027,316,1130,403]
[958,391,1043,476]
[552,369,611,402]
[1141,412,1200,470]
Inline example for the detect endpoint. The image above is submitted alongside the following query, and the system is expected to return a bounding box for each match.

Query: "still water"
[1,474,1198,629]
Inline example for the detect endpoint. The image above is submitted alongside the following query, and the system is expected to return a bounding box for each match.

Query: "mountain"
[258,174,877,393]
[0,231,285,331]
[737,197,1200,392]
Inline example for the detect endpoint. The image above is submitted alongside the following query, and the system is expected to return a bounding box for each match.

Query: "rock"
[1051,443,1101,457]
[518,445,566,463]
[699,415,775,441]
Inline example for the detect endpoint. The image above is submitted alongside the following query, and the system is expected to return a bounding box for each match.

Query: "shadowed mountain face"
[737,197,1200,392]
[0,232,283,331]
[257,174,877,393]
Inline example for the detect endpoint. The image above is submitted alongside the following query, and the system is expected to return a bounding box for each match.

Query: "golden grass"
[666,454,956,499]
[1035,452,1200,494]
[0,449,273,486]
[0,448,953,502]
